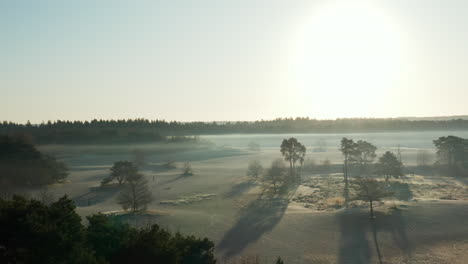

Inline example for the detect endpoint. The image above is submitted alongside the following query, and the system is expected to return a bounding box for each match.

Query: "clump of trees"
[0,195,216,264]
[263,159,287,193]
[246,160,264,180]
[376,151,403,181]
[433,135,468,176]
[280,137,306,177]
[101,161,153,212]
[0,136,68,187]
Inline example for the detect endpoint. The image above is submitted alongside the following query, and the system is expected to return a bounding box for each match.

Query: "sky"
[2,0,468,123]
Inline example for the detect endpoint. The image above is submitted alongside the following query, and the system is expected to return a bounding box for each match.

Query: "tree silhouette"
[280,137,306,177]
[117,173,152,212]
[340,137,356,205]
[104,161,139,185]
[433,136,467,175]
[351,140,377,175]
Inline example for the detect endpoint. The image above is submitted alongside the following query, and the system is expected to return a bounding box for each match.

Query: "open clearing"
[30,131,468,264]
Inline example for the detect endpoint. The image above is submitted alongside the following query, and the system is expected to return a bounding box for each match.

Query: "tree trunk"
[343,160,349,207]
[289,159,293,177]
[369,200,374,219]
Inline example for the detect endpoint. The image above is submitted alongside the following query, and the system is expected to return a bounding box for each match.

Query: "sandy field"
[28,132,468,264]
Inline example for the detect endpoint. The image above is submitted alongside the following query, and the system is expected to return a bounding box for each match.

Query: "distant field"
[31,131,468,264]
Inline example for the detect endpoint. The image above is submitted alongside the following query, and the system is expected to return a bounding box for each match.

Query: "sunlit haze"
[2,0,468,123]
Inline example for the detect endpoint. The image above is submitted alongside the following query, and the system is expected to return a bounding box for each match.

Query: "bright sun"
[292,1,405,118]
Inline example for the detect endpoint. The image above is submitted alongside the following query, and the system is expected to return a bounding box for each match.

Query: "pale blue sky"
[2,0,468,123]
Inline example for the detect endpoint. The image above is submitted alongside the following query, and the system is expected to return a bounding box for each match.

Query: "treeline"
[0,136,68,187]
[2,117,468,144]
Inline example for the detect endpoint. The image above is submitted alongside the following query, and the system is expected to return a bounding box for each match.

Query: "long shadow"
[72,185,121,207]
[159,174,190,185]
[223,182,256,198]
[378,209,411,257]
[337,209,371,264]
[217,185,297,259]
[385,182,413,201]
[338,208,412,264]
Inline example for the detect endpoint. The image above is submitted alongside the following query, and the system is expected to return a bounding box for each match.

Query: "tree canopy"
[0,195,216,264]
[376,151,403,181]
[280,137,306,176]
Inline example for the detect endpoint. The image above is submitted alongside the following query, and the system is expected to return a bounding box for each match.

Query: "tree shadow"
[158,174,192,185]
[377,209,412,257]
[217,185,297,259]
[385,182,413,201]
[72,185,121,207]
[337,208,412,264]
[337,209,371,264]
[223,182,256,198]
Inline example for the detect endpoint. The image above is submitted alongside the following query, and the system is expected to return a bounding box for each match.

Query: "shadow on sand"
[72,185,121,207]
[337,208,411,264]
[217,184,298,259]
[223,181,257,198]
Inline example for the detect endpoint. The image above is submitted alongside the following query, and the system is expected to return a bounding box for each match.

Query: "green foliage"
[0,195,97,264]
[0,136,68,187]
[376,151,403,181]
[86,214,133,261]
[0,195,216,264]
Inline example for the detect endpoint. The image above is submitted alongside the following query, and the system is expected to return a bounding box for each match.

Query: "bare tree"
[246,160,263,180]
[182,162,193,176]
[117,173,152,213]
[263,159,287,193]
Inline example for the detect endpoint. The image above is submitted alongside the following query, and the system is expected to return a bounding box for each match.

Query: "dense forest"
[2,118,468,144]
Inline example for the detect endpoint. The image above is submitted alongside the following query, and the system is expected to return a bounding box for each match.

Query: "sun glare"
[292,1,405,118]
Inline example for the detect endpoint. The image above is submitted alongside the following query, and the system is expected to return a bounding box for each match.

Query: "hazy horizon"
[3,0,468,123]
